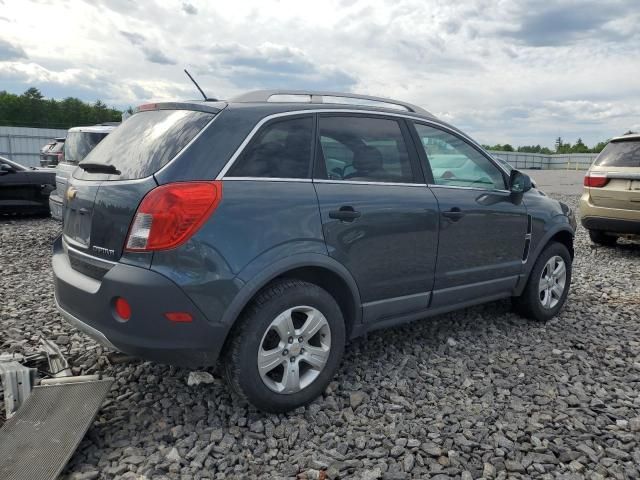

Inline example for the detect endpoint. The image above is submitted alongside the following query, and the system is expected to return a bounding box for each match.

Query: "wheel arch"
[516,224,574,296]
[219,253,363,356]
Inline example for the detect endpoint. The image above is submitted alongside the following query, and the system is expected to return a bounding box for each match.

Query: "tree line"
[0,87,634,153]
[482,134,637,155]
[0,87,122,129]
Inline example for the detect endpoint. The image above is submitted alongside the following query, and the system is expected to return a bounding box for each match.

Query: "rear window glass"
[595,140,640,168]
[81,110,214,180]
[64,132,107,164]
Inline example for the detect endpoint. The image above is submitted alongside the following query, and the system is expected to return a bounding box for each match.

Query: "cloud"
[500,1,638,46]
[0,38,27,60]
[182,2,197,15]
[120,31,145,46]
[142,47,176,65]
[120,31,175,65]
[207,42,357,91]
[3,0,640,147]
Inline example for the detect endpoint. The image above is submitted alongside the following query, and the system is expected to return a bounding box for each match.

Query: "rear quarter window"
[595,141,640,168]
[80,110,214,180]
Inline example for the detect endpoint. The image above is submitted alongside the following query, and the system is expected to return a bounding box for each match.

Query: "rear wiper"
[78,163,121,175]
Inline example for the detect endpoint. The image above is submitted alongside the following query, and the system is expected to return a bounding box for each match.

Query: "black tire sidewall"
[229,282,345,412]
[524,242,572,321]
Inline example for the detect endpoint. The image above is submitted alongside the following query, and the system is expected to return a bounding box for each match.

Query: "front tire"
[513,242,572,322]
[588,229,618,246]
[223,279,345,413]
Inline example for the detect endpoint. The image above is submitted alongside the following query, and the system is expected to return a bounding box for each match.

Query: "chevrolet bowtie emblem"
[66,187,77,202]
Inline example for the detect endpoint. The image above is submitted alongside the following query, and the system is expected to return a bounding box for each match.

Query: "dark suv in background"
[52,91,575,412]
[40,137,65,168]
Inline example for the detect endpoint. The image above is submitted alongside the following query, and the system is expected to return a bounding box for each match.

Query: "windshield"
[79,110,214,180]
[595,140,640,168]
[64,132,108,164]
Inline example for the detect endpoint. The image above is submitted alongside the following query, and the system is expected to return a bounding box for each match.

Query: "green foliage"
[487,137,612,154]
[0,87,122,129]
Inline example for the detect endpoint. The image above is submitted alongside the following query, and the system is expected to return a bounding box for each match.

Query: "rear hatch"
[62,105,218,263]
[587,138,640,211]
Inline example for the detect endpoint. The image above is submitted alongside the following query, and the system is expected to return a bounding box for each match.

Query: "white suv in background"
[49,124,117,220]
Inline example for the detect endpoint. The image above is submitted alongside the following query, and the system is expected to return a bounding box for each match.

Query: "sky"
[0,0,639,148]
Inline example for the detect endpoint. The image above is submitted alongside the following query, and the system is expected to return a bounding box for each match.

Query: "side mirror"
[509,170,532,193]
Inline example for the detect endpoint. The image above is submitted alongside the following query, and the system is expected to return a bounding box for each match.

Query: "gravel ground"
[1,194,639,480]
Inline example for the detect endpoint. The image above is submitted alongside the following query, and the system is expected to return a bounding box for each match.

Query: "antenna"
[184,69,217,101]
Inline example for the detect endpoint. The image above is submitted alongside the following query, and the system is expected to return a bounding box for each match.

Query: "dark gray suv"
[52,91,576,412]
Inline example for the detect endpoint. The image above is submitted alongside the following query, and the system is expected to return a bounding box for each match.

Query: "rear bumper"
[52,236,227,367]
[49,192,63,221]
[581,216,640,234]
[580,191,640,234]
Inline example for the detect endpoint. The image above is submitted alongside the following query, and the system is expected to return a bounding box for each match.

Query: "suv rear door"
[411,122,528,307]
[313,114,439,324]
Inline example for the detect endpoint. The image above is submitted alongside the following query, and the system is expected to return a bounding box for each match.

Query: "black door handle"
[442,207,464,221]
[329,206,361,222]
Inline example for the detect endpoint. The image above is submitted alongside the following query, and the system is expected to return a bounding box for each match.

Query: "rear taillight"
[584,173,608,188]
[57,151,64,162]
[125,181,222,251]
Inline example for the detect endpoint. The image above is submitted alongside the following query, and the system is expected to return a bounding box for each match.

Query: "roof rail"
[230,90,434,117]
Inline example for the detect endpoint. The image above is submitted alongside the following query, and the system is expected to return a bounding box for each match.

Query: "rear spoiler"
[133,101,226,115]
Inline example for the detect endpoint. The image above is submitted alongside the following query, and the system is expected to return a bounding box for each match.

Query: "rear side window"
[64,132,108,164]
[228,116,313,178]
[595,141,640,167]
[317,116,415,183]
[82,110,214,180]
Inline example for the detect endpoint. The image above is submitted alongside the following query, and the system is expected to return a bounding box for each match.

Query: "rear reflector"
[584,173,609,188]
[165,312,193,323]
[114,297,131,321]
[125,181,222,251]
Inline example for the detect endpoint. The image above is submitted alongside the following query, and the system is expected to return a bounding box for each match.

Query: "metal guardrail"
[489,151,597,170]
[0,127,68,167]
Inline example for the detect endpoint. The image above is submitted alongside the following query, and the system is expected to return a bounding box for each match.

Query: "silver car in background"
[49,124,117,220]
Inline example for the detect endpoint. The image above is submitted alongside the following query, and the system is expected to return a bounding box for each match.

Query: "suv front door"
[412,122,528,308]
[313,114,439,324]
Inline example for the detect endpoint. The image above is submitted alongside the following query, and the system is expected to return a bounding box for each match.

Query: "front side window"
[317,116,415,183]
[414,123,505,190]
[228,116,313,178]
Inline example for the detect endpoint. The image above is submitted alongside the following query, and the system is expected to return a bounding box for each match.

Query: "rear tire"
[588,229,618,246]
[223,279,345,413]
[513,242,572,322]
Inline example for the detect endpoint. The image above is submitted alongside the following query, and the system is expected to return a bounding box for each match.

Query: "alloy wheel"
[538,255,567,309]
[257,306,331,394]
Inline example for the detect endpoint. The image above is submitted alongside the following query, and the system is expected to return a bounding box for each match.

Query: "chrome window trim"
[215,109,489,180]
[427,184,512,194]
[223,177,312,183]
[223,177,426,187]
[314,179,426,187]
